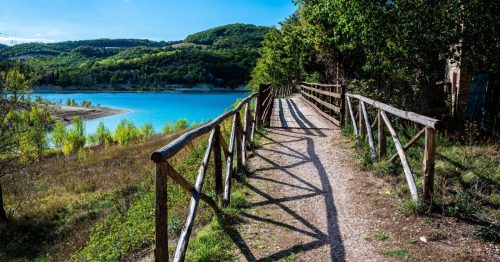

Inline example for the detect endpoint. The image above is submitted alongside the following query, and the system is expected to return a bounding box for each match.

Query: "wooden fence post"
[378,110,387,159]
[423,127,436,204]
[213,126,223,200]
[359,101,365,139]
[155,161,169,262]
[251,97,258,143]
[256,84,266,127]
[235,112,243,173]
[340,85,346,127]
[242,103,250,167]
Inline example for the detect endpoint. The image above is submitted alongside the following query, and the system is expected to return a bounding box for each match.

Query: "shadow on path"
[233,128,345,261]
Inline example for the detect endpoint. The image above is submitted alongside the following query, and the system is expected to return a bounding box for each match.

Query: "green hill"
[185,23,270,48]
[1,24,269,88]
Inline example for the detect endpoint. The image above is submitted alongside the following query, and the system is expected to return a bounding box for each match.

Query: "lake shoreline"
[33,85,252,93]
[52,105,129,125]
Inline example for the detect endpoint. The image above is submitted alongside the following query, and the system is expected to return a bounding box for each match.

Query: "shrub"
[52,120,67,149]
[113,119,139,145]
[173,118,190,132]
[88,121,113,147]
[162,123,173,134]
[62,117,86,155]
[473,226,499,243]
[138,122,154,142]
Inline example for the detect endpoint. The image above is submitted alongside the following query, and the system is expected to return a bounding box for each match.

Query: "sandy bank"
[52,105,128,124]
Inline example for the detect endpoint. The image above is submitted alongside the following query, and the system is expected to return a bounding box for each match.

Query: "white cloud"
[0,36,55,45]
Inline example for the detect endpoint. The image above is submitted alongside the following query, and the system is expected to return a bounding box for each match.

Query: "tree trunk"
[0,181,7,223]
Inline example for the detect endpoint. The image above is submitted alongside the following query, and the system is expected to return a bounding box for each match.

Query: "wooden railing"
[345,93,441,203]
[150,84,274,262]
[299,82,346,126]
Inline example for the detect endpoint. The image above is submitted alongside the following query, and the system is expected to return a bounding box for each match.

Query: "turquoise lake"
[34,92,249,134]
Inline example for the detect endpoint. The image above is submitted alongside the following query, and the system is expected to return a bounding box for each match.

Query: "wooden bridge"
[150,82,440,261]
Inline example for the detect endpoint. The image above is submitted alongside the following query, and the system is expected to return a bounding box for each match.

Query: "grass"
[379,247,411,260]
[341,120,500,242]
[0,130,182,261]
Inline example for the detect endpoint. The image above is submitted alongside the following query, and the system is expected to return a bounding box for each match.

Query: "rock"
[420,236,428,243]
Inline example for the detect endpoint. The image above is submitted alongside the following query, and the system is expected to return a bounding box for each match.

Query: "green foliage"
[62,117,86,155]
[185,218,233,261]
[172,119,190,132]
[3,24,268,88]
[138,122,154,142]
[52,121,67,149]
[473,226,499,243]
[185,23,269,48]
[88,121,113,147]
[113,119,139,145]
[374,231,390,241]
[72,191,155,261]
[162,123,173,134]
[379,247,411,260]
[81,100,92,107]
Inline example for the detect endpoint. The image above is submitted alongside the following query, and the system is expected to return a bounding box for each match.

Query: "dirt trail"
[234,127,381,261]
[233,126,497,261]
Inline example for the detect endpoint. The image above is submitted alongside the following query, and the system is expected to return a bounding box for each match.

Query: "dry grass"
[0,131,183,261]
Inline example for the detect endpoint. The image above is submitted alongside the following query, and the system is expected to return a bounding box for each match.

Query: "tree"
[0,68,50,223]
[62,117,86,155]
[88,121,112,147]
[52,121,67,149]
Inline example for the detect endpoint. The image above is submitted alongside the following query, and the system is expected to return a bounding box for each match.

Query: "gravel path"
[235,127,385,261]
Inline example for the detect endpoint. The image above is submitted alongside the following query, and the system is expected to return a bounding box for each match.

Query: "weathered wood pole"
[213,126,223,200]
[251,97,258,143]
[242,103,250,166]
[173,129,216,262]
[358,101,365,139]
[155,161,169,262]
[346,96,359,141]
[235,112,243,173]
[340,84,346,127]
[223,114,237,205]
[423,127,436,204]
[378,110,387,159]
[380,111,418,201]
[361,101,377,161]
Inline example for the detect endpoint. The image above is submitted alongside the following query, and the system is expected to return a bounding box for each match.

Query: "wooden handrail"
[298,82,346,127]
[152,83,273,262]
[345,90,438,204]
[302,81,342,87]
[346,93,441,129]
[301,85,341,98]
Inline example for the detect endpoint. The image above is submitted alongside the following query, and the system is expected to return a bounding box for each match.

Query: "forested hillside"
[0,24,269,89]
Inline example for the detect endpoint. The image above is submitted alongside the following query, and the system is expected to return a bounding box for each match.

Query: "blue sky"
[0,0,296,45]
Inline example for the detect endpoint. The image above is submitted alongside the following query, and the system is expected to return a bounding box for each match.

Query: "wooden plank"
[223,114,237,205]
[423,127,436,203]
[347,96,359,140]
[346,93,441,129]
[151,94,257,162]
[389,128,426,162]
[173,129,216,262]
[378,110,386,159]
[155,162,169,262]
[301,90,341,112]
[213,126,223,200]
[380,111,418,201]
[361,101,377,161]
[165,162,218,210]
[300,85,341,99]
